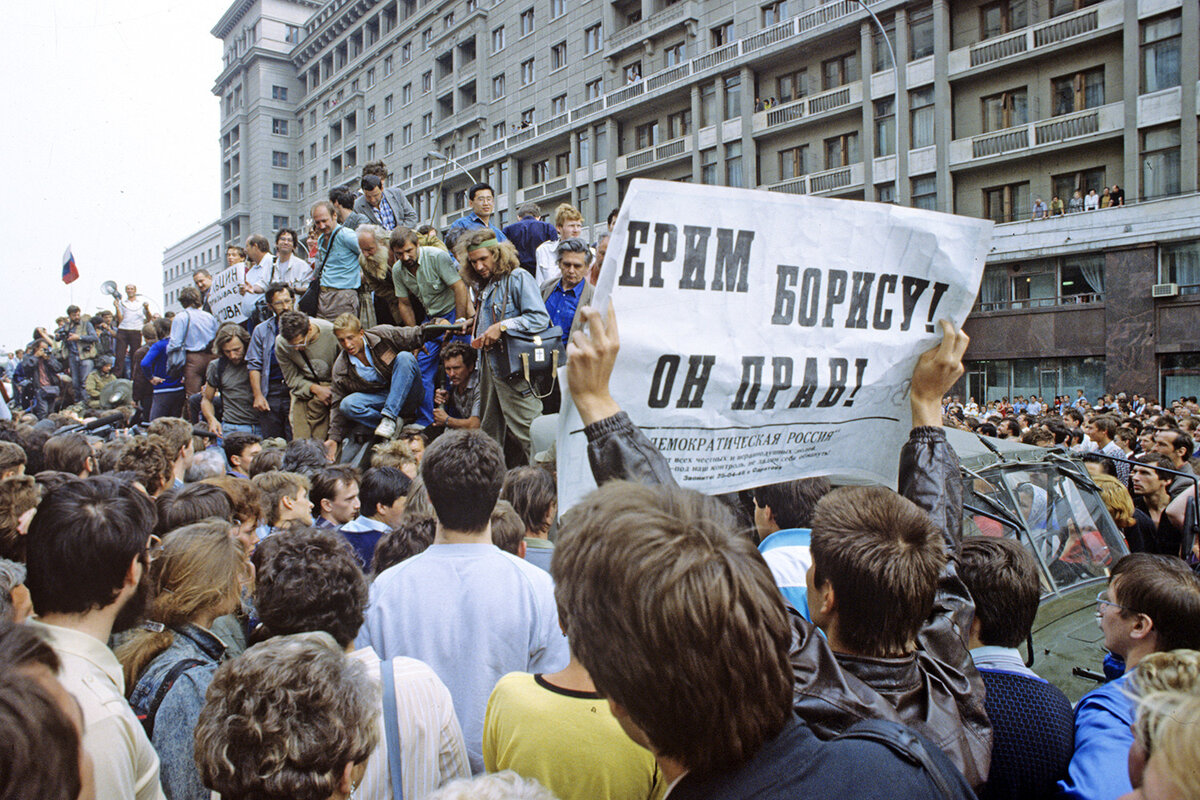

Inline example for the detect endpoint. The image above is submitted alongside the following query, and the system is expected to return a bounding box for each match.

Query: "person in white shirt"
[1084,189,1100,211]
[240,235,276,326]
[113,284,152,379]
[534,203,587,285]
[272,228,313,296]
[25,477,167,800]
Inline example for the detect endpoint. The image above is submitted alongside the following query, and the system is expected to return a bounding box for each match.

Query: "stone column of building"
[690,82,703,183]
[570,129,583,207]
[1180,0,1199,195]
[739,64,756,186]
[893,8,912,206]
[505,155,519,220]
[604,117,619,210]
[1104,244,1158,393]
[931,1,950,211]
[717,75,730,185]
[1121,0,1140,198]
[860,21,875,194]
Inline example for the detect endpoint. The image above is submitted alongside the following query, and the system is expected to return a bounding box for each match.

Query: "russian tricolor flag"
[62,246,79,284]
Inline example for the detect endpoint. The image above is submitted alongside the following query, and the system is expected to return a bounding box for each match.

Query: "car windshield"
[963,459,1129,596]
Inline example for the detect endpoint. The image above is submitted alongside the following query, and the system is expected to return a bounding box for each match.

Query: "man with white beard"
[357,225,401,326]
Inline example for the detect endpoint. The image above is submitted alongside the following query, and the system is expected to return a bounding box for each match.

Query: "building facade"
[212,0,1200,400]
[162,222,223,313]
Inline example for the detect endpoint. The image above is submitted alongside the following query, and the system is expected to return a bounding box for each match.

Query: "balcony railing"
[950,101,1123,165]
[974,293,1104,313]
[949,0,1121,75]
[752,81,861,134]
[617,136,691,173]
[765,162,864,196]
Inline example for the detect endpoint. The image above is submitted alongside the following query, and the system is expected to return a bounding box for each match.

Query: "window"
[822,52,859,90]
[272,150,288,167]
[584,24,602,54]
[555,152,570,175]
[531,160,549,183]
[585,78,603,99]
[271,118,288,134]
[762,1,788,26]
[401,42,412,63]
[367,105,376,124]
[700,82,717,126]
[910,87,935,149]
[467,133,480,150]
[384,134,394,154]
[1142,14,1181,94]
[624,62,642,83]
[423,28,432,49]
[443,11,455,28]
[777,69,807,103]
[723,74,741,119]
[422,72,432,93]
[550,0,565,19]
[422,113,433,135]
[322,135,328,153]
[635,121,660,149]
[701,148,718,184]
[551,93,567,116]
[779,145,808,179]
[492,73,506,99]
[725,142,744,188]
[383,55,394,76]
[663,42,685,68]
[824,132,859,168]
[667,109,691,139]
[551,41,567,70]
[297,150,305,166]
[402,83,412,105]
[983,181,1030,223]
[871,17,896,72]
[1052,67,1104,116]
[876,183,896,203]
[384,94,394,115]
[1052,167,1105,205]
[874,98,895,157]
[981,0,1027,40]
[367,143,376,160]
[579,132,590,164]
[309,142,317,159]
[310,176,317,192]
[272,85,288,101]
[981,88,1027,132]
[1050,0,1101,16]
[711,21,734,47]
[521,58,535,85]
[492,26,506,52]
[402,165,413,180]
[366,68,376,88]
[493,122,506,141]
[1142,125,1181,199]
[909,5,934,60]
[520,8,535,36]
[286,24,301,43]
[911,176,936,210]
[1160,241,1200,294]
[402,124,413,144]
[595,126,607,161]
[272,183,289,199]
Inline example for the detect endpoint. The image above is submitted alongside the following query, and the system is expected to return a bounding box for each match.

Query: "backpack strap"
[833,719,956,800]
[381,657,404,800]
[137,657,206,739]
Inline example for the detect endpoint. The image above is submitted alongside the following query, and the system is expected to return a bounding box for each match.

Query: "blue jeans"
[340,352,424,429]
[69,357,93,400]
[222,422,261,436]
[414,309,462,427]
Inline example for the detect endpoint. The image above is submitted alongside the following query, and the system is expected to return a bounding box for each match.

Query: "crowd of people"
[0,162,1197,800]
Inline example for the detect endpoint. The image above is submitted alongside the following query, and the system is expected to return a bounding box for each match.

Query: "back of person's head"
[500,466,556,536]
[195,632,379,800]
[116,435,174,496]
[0,670,83,800]
[185,448,227,482]
[18,429,50,474]
[1132,649,1200,697]
[371,439,419,474]
[359,466,410,519]
[115,520,249,689]
[958,538,1040,648]
[252,471,310,527]
[42,433,93,476]
[1110,554,1200,652]
[0,476,39,562]
[0,617,58,670]
[249,447,284,477]
[554,480,793,774]
[329,186,355,209]
[1128,690,1200,798]
[490,500,524,556]
[147,417,192,461]
[0,560,26,622]
[201,476,262,529]
[152,316,172,339]
[809,486,945,657]
[278,310,310,343]
[253,528,367,648]
[751,477,832,531]
[1091,473,1136,528]
[371,513,436,575]
[25,476,156,615]
[422,430,504,533]
[0,441,27,477]
[155,482,233,535]
[178,286,203,309]
[1081,452,1117,477]
[280,438,328,478]
[424,771,558,800]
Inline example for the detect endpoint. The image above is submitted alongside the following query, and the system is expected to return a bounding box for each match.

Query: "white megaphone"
[100,280,121,300]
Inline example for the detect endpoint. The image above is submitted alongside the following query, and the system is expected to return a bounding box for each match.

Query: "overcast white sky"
[0,1,229,352]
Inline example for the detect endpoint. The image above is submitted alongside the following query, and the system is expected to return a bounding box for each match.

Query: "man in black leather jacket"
[564,306,992,789]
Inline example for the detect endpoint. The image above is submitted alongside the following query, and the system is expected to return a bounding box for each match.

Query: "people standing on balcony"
[1050,195,1065,217]
[1031,197,1047,220]
[1068,190,1084,213]
[1084,189,1100,211]
[1100,187,1111,208]
[1110,184,1125,207]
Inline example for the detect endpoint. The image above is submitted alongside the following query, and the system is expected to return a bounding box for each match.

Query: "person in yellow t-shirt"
[483,654,664,800]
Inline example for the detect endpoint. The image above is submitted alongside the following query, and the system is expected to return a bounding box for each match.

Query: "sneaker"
[374,415,397,439]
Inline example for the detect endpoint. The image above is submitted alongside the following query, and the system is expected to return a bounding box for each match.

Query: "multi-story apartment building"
[212,0,1200,400]
[162,222,223,313]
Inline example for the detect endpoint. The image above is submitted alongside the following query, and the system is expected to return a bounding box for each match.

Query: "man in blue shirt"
[170,286,220,421]
[502,202,557,276]
[447,183,507,246]
[246,282,294,439]
[540,238,595,348]
[312,201,362,321]
[752,477,831,622]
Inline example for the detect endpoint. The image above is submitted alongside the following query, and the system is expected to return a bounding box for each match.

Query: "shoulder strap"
[833,720,956,800]
[381,657,404,800]
[137,657,206,738]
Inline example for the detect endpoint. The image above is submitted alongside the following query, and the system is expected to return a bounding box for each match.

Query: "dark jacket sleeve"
[373,325,423,354]
[327,352,349,443]
[584,412,677,488]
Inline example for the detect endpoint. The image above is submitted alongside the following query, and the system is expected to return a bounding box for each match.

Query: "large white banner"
[209,263,247,324]
[556,179,992,510]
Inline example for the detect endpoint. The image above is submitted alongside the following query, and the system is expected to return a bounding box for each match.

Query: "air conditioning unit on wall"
[1151,283,1179,298]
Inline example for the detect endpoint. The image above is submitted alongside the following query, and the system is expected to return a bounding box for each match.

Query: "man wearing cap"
[84,356,117,409]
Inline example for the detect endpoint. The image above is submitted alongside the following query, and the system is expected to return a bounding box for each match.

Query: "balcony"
[617,136,690,174]
[606,0,698,55]
[949,101,1123,167]
[765,162,865,196]
[518,175,571,204]
[752,81,862,135]
[948,0,1122,78]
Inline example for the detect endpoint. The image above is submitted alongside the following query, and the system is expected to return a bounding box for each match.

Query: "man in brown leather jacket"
[564,306,992,789]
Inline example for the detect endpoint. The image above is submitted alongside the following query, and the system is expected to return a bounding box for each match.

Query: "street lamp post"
[853,0,900,193]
